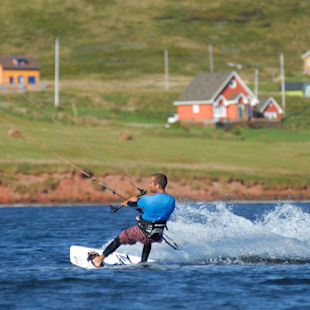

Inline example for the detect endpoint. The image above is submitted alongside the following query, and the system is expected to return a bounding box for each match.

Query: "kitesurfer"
[88,173,175,267]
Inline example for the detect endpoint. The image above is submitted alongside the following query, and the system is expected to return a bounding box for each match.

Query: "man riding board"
[88,173,175,267]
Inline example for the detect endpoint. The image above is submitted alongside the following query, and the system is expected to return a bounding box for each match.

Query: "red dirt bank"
[0,172,309,205]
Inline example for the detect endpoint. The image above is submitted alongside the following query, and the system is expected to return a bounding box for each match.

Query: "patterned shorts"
[119,224,156,245]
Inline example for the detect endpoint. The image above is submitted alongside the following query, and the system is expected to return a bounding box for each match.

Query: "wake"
[112,202,310,265]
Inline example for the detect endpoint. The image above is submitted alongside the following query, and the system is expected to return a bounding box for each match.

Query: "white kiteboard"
[70,245,153,269]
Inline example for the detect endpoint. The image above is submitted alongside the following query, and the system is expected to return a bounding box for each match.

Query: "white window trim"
[229,79,237,89]
[213,102,226,118]
[215,95,228,106]
[193,104,200,114]
[264,112,277,119]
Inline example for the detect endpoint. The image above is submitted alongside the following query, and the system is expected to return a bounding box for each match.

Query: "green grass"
[1,0,310,191]
[1,111,310,188]
[0,89,177,125]
[0,0,309,81]
[286,91,304,97]
[281,96,310,130]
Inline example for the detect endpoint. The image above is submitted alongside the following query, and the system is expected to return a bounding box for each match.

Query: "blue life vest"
[136,193,175,240]
[137,193,175,222]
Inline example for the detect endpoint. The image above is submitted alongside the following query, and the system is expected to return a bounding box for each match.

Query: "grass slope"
[1,111,310,188]
[0,0,309,80]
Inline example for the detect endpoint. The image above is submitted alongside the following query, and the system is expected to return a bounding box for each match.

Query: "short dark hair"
[152,173,167,189]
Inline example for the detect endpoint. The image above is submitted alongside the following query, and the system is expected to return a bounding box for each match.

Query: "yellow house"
[0,55,41,90]
[301,50,310,75]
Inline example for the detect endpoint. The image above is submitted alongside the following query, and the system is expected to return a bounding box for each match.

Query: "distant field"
[0,78,310,130]
[1,109,310,188]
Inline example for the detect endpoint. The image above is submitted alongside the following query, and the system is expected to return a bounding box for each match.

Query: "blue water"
[1,202,310,309]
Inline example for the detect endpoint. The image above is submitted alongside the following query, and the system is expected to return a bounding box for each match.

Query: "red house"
[256,97,283,120]
[173,71,283,124]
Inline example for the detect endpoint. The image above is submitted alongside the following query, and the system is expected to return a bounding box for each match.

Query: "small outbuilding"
[256,97,283,120]
[0,55,41,90]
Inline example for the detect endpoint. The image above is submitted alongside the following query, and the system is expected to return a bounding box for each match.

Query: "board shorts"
[119,224,157,245]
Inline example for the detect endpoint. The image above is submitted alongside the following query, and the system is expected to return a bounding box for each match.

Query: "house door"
[18,76,24,85]
[238,105,244,119]
[248,105,253,118]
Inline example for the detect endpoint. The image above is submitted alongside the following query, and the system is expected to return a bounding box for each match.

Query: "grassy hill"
[0,0,310,126]
[1,0,309,81]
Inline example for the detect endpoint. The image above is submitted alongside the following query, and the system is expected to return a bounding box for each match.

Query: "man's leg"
[91,225,153,267]
[141,243,152,263]
[90,236,121,267]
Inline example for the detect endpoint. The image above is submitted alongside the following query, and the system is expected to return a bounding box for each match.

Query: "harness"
[136,216,167,241]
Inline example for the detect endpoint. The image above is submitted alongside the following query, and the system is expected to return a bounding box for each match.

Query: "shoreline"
[1,200,310,208]
[1,172,310,205]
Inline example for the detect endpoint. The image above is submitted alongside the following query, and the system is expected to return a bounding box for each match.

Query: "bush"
[231,126,242,135]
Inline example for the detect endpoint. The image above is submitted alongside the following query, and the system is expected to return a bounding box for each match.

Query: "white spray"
[102,202,310,265]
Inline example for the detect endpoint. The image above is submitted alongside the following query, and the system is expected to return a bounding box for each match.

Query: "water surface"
[1,202,310,309]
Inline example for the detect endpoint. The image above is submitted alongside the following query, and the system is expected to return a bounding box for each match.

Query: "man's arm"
[120,195,139,207]
[119,195,143,214]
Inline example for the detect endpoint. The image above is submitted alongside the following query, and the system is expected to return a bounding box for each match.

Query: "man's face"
[148,176,158,193]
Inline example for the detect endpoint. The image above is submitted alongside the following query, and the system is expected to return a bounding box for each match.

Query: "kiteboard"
[70,245,153,269]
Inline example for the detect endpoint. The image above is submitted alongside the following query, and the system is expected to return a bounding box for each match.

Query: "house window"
[307,58,310,66]
[17,58,26,66]
[193,104,200,114]
[214,104,226,117]
[264,112,277,119]
[248,105,253,118]
[9,77,14,84]
[28,76,36,84]
[229,79,237,89]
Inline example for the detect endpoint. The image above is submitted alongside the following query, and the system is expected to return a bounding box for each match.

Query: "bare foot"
[88,251,105,268]
[92,254,104,267]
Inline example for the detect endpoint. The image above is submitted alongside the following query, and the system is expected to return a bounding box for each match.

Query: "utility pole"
[55,38,59,108]
[280,52,285,112]
[164,49,169,91]
[254,69,259,98]
[209,45,214,72]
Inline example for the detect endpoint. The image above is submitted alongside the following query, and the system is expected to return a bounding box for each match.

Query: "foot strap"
[87,252,100,262]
